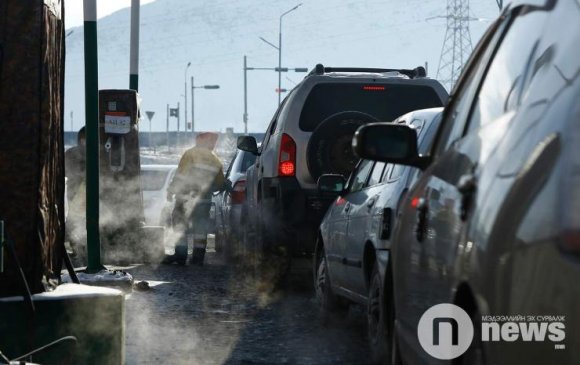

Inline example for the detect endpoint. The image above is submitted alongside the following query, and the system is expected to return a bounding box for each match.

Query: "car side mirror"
[317,174,346,195]
[237,136,259,155]
[352,123,430,169]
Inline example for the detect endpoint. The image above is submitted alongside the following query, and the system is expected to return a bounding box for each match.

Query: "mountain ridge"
[65,0,499,133]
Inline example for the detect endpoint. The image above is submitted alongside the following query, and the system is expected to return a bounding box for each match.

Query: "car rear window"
[141,170,170,191]
[299,83,444,131]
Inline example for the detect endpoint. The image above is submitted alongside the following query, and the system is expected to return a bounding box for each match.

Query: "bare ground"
[123,247,371,365]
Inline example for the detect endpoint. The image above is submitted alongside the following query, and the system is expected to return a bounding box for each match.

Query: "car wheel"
[456,310,485,365]
[368,264,391,364]
[214,229,224,253]
[391,321,403,365]
[315,248,349,320]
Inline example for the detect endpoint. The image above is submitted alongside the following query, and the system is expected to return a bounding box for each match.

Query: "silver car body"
[141,164,177,226]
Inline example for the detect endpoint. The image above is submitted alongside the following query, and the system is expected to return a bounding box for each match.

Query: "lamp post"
[184,62,191,144]
[129,0,140,91]
[260,3,302,105]
[191,76,220,142]
[243,54,307,133]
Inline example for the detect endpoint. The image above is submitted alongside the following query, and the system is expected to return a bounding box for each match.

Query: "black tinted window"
[299,84,444,131]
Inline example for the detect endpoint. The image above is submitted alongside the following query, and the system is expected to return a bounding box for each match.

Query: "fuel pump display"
[98,89,145,263]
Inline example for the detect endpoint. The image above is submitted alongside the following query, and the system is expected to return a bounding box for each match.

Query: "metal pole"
[184,63,190,140]
[177,102,180,149]
[70,110,73,132]
[83,0,104,273]
[166,103,170,152]
[243,56,248,134]
[191,76,195,144]
[191,78,195,135]
[278,18,282,106]
[129,0,140,90]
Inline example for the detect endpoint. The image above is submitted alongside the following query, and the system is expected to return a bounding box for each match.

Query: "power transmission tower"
[435,0,475,90]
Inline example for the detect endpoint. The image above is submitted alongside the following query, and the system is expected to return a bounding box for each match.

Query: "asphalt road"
[124,249,371,365]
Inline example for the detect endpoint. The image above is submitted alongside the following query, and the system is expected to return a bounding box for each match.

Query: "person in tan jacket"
[162,132,224,265]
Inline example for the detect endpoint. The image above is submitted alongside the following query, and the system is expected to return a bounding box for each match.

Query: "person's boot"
[190,233,207,265]
[189,248,205,266]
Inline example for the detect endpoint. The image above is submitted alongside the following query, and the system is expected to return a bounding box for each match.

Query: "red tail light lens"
[363,85,385,91]
[231,180,246,204]
[278,133,296,176]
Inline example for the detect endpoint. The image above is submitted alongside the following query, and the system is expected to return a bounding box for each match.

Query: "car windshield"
[141,169,169,191]
[299,83,444,131]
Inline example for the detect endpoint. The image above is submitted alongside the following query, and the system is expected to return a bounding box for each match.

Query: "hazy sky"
[65,0,156,28]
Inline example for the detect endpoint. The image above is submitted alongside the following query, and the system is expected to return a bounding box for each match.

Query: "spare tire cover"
[307,111,380,180]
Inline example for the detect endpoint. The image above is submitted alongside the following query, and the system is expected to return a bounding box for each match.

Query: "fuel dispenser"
[98,90,145,262]
[98,90,164,263]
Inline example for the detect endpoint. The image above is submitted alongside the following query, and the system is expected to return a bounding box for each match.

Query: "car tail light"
[278,133,296,176]
[363,85,385,91]
[231,180,246,204]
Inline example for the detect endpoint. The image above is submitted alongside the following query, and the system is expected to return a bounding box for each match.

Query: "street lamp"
[191,76,220,141]
[260,3,302,105]
[243,55,307,133]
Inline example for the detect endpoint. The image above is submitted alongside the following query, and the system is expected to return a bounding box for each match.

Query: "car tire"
[368,264,391,364]
[314,248,349,320]
[456,309,485,365]
[391,321,403,365]
[307,111,380,180]
[215,229,224,253]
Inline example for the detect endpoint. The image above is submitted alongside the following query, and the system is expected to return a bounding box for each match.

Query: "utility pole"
[176,101,180,149]
[243,56,248,134]
[244,56,307,132]
[191,79,220,137]
[191,76,195,139]
[70,110,73,132]
[435,0,475,90]
[83,0,104,273]
[184,62,191,142]
[260,4,302,106]
[166,104,170,152]
[129,0,140,91]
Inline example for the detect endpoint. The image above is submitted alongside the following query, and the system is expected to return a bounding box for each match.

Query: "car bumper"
[261,176,336,255]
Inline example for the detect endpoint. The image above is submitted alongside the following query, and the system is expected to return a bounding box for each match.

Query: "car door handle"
[457,173,477,221]
[367,198,376,210]
[344,202,351,213]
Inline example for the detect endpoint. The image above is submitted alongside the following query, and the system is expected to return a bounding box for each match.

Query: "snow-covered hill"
[65,0,499,133]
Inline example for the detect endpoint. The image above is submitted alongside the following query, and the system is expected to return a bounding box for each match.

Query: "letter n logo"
[433,317,459,346]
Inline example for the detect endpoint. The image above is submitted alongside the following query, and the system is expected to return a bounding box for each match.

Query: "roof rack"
[308,64,427,79]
